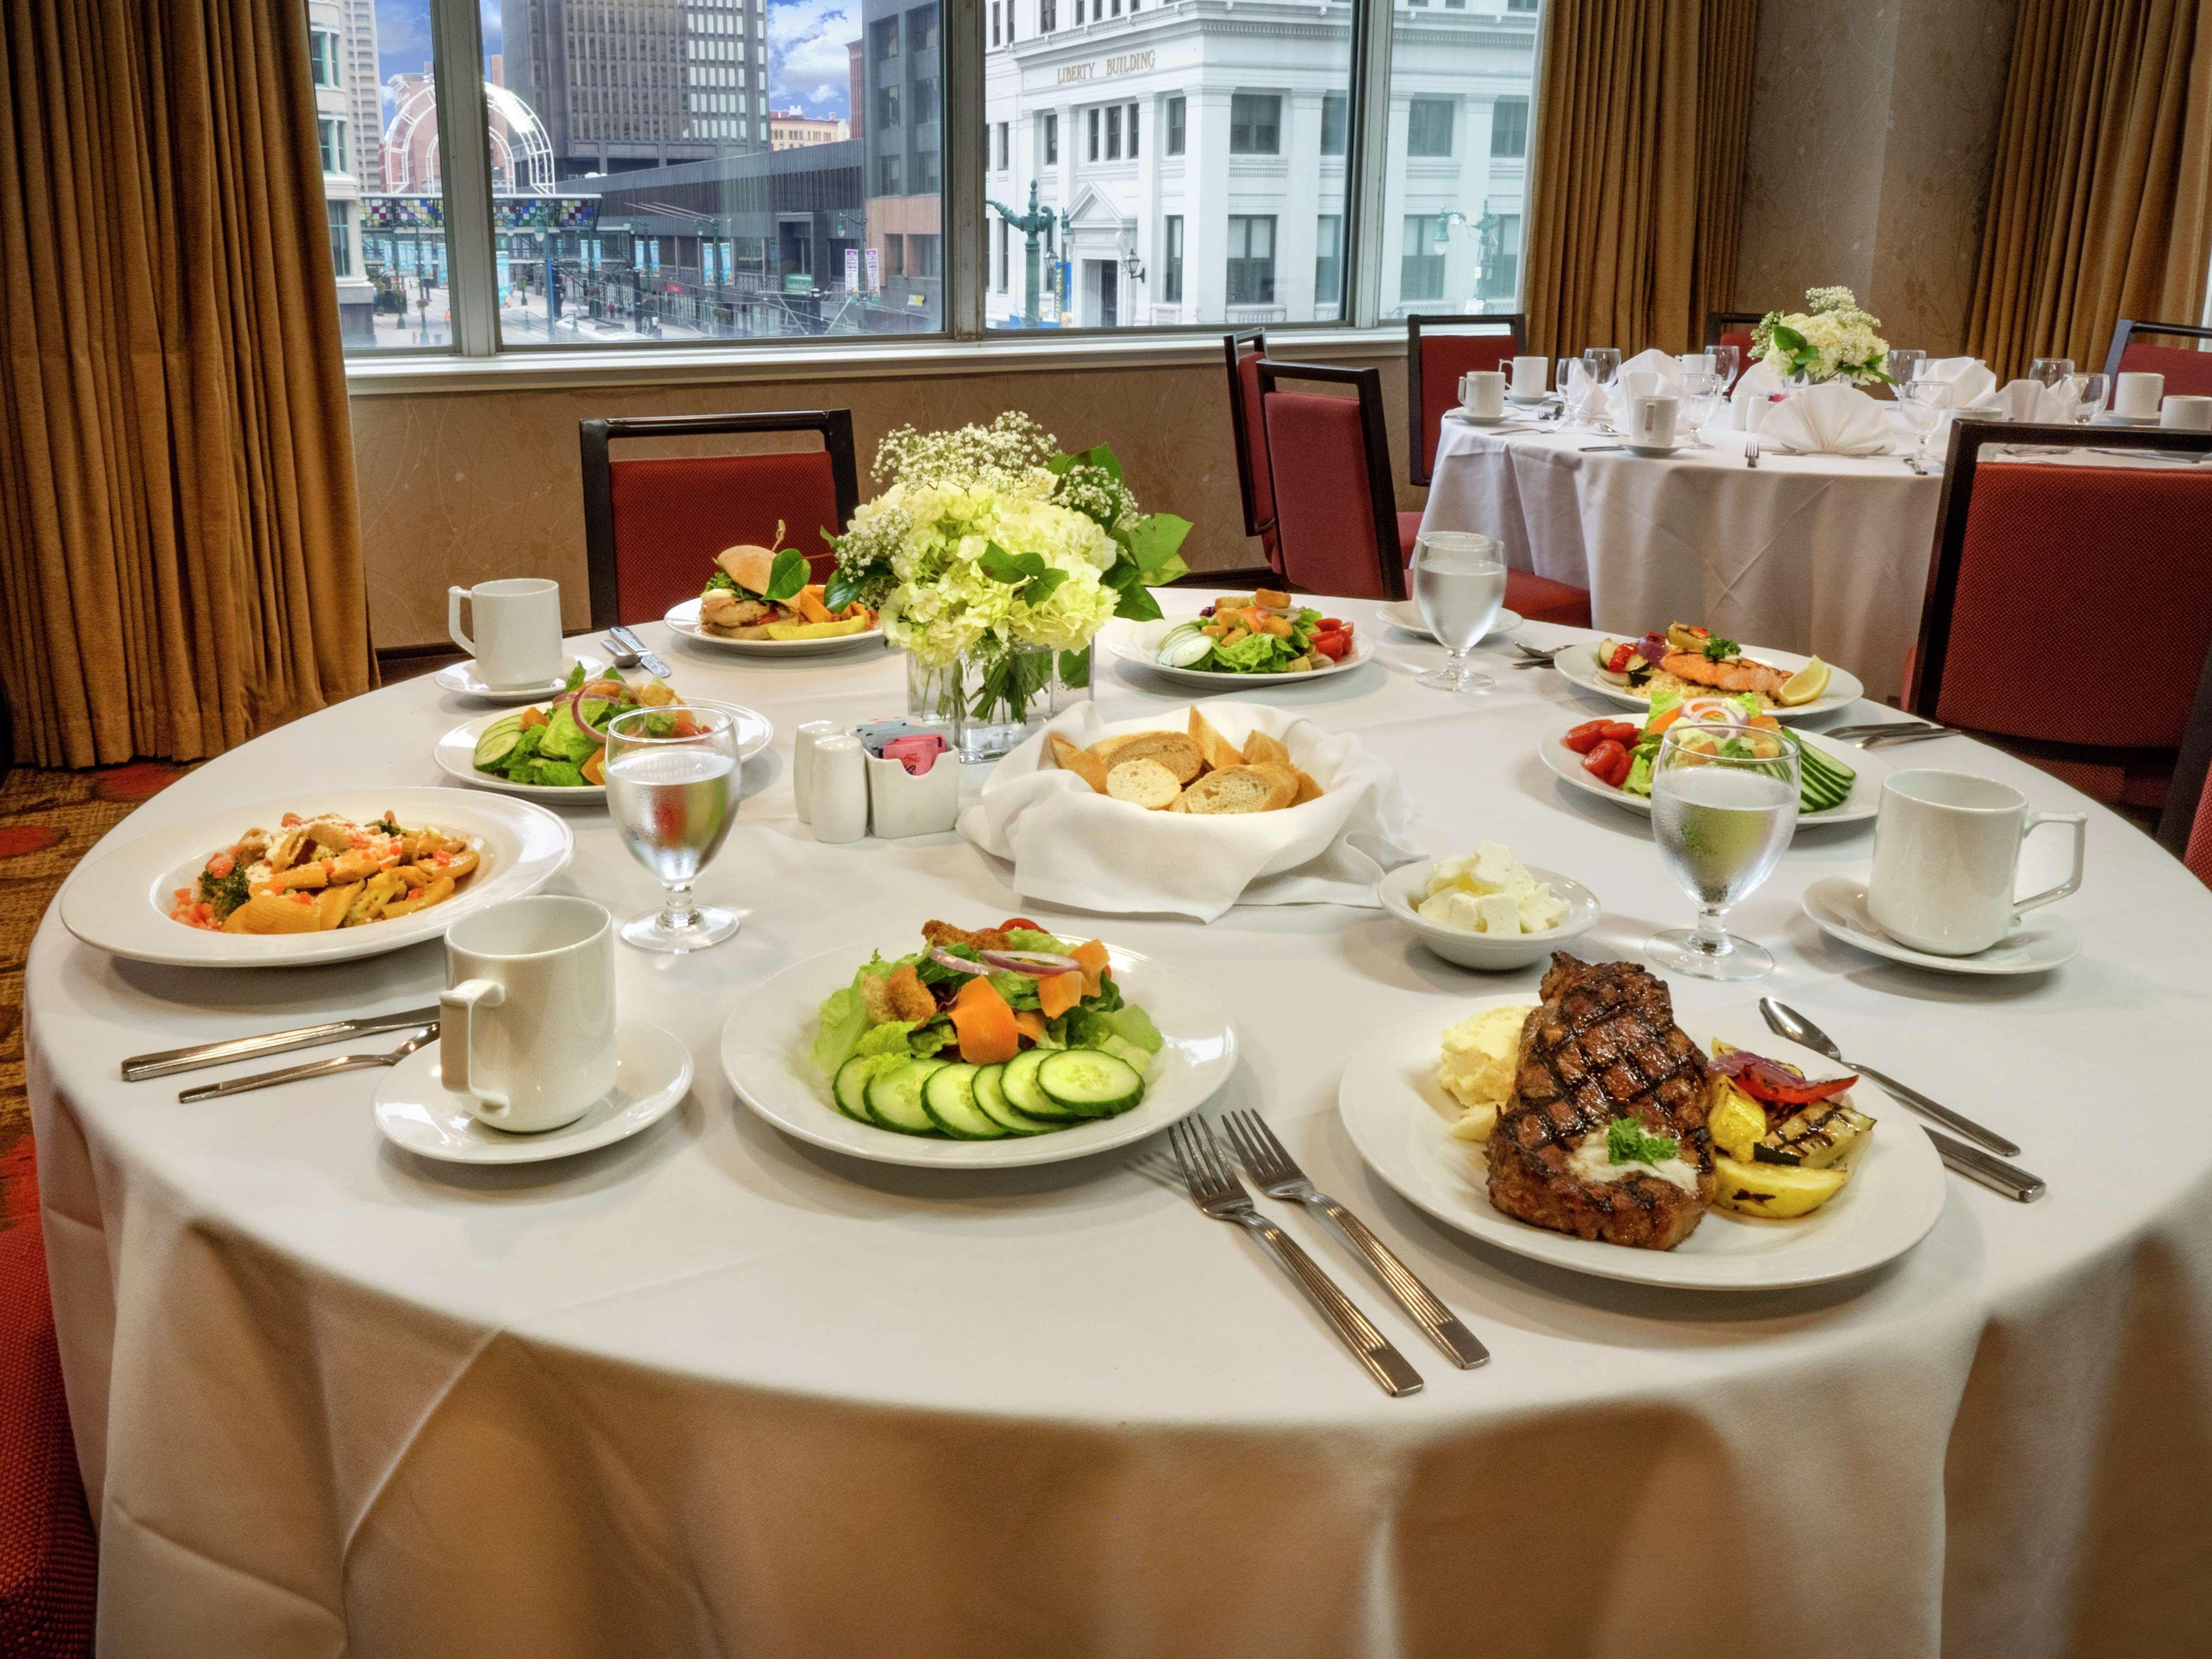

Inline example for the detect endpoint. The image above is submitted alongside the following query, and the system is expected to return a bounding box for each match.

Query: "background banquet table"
[1417,414,1942,702]
[27,601,2212,1659]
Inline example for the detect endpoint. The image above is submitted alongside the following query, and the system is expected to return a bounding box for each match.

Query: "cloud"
[812,83,836,102]
[768,0,857,103]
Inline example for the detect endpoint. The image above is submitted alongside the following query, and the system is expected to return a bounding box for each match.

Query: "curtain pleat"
[1522,0,1760,359]
[1968,0,2212,380]
[0,0,372,769]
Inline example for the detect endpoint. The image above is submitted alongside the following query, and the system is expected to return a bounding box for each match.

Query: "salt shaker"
[791,720,842,825]
[809,734,868,844]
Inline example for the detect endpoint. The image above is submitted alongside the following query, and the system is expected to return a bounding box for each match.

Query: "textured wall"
[351,353,1415,649]
[1735,0,2018,354]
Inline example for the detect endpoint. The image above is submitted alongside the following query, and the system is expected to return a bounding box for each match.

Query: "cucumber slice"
[865,1059,948,1134]
[472,714,526,770]
[832,1055,878,1123]
[972,1064,1044,1135]
[1001,1049,1080,1123]
[1036,1048,1145,1117]
[922,1065,1005,1139]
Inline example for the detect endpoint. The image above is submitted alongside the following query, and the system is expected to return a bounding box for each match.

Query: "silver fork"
[1221,1111,1488,1369]
[1745,434,1761,469]
[1166,1120,1423,1396]
[179,1028,439,1103]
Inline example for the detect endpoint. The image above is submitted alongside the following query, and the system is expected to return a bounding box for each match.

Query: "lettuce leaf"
[813,986,871,1073]
[1211,631,1293,673]
[528,759,586,787]
[987,971,1042,1011]
[1002,929,1069,954]
[856,1021,921,1058]
[1065,1000,1160,1056]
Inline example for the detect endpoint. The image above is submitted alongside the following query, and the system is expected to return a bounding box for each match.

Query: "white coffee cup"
[2159,393,2212,431]
[1868,771,2086,955]
[1627,393,1680,449]
[441,896,618,1130]
[449,578,562,690]
[1510,355,1548,399]
[2113,370,2164,419]
[1460,370,1507,419]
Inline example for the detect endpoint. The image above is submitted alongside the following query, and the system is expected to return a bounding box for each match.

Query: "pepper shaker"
[791,721,841,825]
[809,734,868,844]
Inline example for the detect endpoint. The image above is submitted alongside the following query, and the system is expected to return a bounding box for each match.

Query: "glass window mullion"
[1346,0,1395,332]
[429,0,499,355]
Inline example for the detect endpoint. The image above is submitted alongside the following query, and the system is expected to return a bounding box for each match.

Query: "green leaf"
[1045,452,1079,476]
[1079,444,1124,485]
[1768,323,1808,357]
[1020,567,1069,606]
[763,547,809,603]
[1120,513,1192,574]
[1101,558,1164,622]
[978,542,1047,584]
[1056,647,1091,688]
[822,574,858,612]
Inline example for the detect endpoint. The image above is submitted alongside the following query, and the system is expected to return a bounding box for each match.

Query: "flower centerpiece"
[824,412,1192,759]
[1751,286,1891,386]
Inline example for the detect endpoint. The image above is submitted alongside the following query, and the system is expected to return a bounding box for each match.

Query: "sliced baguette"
[1048,734,1111,794]
[1175,764,1298,815]
[1241,730,1291,768]
[1187,708,1245,774]
[1106,757,1183,810]
[1290,768,1325,806]
[1093,729,1203,784]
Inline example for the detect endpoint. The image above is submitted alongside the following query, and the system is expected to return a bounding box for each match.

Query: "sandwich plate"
[1537,721,1891,829]
[1336,995,1946,1290]
[1097,615,1374,688]
[663,596,886,656]
[1553,637,1862,720]
[722,941,1238,1169]
[433,702,774,800]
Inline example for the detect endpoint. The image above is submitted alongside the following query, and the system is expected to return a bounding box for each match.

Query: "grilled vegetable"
[1753,1101,1876,1168]
[1712,1154,1851,1219]
[1706,1078,1769,1162]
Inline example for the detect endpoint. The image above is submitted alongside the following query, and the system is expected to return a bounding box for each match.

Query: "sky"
[373,0,855,124]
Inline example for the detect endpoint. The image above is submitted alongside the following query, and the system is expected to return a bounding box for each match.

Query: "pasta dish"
[168,810,483,933]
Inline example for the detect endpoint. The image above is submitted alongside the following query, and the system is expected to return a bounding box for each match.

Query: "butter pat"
[1437,1003,1536,1137]
[1419,842,1570,935]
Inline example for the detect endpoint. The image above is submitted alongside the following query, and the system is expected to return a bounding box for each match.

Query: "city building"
[335,0,384,191]
[981,0,1538,328]
[499,0,771,181]
[859,0,943,321]
[771,108,853,149]
[308,0,377,343]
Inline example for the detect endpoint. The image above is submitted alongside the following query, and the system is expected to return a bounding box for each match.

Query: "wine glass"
[1556,357,1590,427]
[1902,377,1954,469]
[1411,532,1506,694]
[1677,372,1723,444]
[604,704,743,952]
[1711,342,1741,392]
[2070,372,2109,423]
[2029,356,2075,389]
[1884,349,1925,396]
[1647,722,1800,981]
[1582,347,1622,395]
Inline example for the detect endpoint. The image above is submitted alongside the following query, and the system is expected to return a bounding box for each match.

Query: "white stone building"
[982,0,1539,329]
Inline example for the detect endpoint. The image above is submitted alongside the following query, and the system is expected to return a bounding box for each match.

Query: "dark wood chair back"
[2160,633,2212,886]
[1221,329,1280,571]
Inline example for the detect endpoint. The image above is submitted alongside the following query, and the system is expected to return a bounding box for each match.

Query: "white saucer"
[2094,412,2164,428]
[1802,876,2081,975]
[1623,440,1694,459]
[436,657,608,703]
[1506,392,1553,406]
[1445,407,1509,426]
[373,1021,692,1163]
[1379,602,1522,643]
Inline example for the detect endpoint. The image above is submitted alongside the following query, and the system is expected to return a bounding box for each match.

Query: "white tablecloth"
[28,606,2212,1658]
[1418,415,1942,702]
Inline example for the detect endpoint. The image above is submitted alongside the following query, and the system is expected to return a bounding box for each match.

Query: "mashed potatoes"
[1418,842,1569,936]
[1438,1003,1536,1142]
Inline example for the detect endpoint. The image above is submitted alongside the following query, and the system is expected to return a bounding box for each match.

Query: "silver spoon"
[1758,999,2021,1156]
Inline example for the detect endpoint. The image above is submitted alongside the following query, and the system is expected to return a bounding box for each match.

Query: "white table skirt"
[28,604,2212,1658]
[1417,416,1942,702]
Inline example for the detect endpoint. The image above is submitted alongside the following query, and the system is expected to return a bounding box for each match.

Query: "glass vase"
[949,641,1092,762]
[905,653,961,737]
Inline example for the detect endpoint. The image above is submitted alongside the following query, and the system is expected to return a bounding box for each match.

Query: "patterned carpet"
[0,763,196,1230]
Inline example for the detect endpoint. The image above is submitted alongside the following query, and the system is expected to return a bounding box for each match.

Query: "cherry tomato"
[999,917,1043,933]
[1562,719,1613,754]
[1582,740,1632,789]
[1600,721,1641,745]
[1312,631,1350,661]
[1316,618,1345,631]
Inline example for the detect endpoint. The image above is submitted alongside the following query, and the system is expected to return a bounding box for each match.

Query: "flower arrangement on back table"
[824,413,1192,758]
[1751,287,1891,387]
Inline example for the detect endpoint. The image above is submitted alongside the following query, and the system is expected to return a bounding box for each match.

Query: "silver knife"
[1927,1129,2046,1202]
[122,1006,443,1082]
[1859,726,1960,750]
[609,623,673,679]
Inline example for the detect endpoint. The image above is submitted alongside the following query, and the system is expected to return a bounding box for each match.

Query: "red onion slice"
[978,949,1081,976]
[926,945,990,975]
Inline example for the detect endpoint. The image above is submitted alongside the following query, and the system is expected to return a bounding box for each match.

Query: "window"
[309,28,339,89]
[1105,106,1121,161]
[1165,96,1185,156]
[1044,112,1058,164]
[1407,98,1454,158]
[916,148,940,191]
[879,85,902,130]
[1041,0,1057,28]
[1508,0,1539,9]
[1400,215,1445,302]
[1321,93,1347,157]
[996,122,1010,172]
[1229,94,1281,156]
[318,118,346,176]
[914,234,941,278]
[1314,214,1342,312]
[1127,104,1139,159]
[1226,215,1276,306]
[1478,213,1521,303]
[1490,96,1529,158]
[1162,215,1184,304]
[1088,108,1100,162]
[1005,1,1016,43]
[872,17,899,59]
[880,154,904,194]
[908,5,938,51]
[327,200,353,278]
[913,79,938,124]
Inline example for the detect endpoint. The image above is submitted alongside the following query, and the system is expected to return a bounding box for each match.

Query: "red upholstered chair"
[1707,310,1766,392]
[2100,317,2212,399]
[1219,329,1286,581]
[2158,637,2212,886]
[1255,361,1407,601]
[1407,312,1522,486]
[1911,420,2212,808]
[0,1218,98,1658]
[579,411,860,629]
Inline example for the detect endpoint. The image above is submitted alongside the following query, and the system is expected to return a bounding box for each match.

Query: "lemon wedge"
[1777,657,1830,706]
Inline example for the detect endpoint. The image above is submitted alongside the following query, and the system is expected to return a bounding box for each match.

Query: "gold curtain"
[1968,0,2212,381]
[0,0,372,770]
[1520,0,1760,359]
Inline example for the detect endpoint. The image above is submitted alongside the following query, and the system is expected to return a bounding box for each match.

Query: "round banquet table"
[1416,412,1942,704]
[26,603,2212,1659]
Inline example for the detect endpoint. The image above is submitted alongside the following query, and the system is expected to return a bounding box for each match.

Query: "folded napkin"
[1616,349,1683,399]
[1965,376,2081,422]
[1729,358,1788,429]
[957,703,1421,922]
[1916,355,1998,409]
[1758,380,1895,456]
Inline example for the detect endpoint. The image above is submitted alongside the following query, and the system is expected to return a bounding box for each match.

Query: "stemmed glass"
[2030,357,2075,390]
[2069,372,2110,423]
[1647,722,1800,981]
[1410,532,1506,694]
[604,704,743,952]
[1884,349,1925,395]
[1581,347,1622,403]
[1556,357,1591,427]
[1711,342,1741,392]
[1902,377,1953,469]
[1677,372,1723,445]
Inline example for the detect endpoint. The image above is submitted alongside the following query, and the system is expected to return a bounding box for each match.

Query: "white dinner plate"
[374,1021,692,1164]
[1336,995,1948,1291]
[1380,603,1523,643]
[1552,637,1864,721]
[663,596,886,656]
[1801,876,2083,975]
[1537,720,1890,828]
[59,787,573,968]
[1097,615,1374,688]
[721,940,1239,1169]
[434,657,607,703]
[433,702,774,800]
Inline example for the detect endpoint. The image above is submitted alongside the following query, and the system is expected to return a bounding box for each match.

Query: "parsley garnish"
[1607,1117,1679,1168]
[1702,636,1740,662]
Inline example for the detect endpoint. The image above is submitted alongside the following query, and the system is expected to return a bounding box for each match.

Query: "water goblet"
[1902,377,1953,469]
[1711,342,1741,391]
[604,704,744,953]
[1411,532,1506,694]
[2029,357,2075,389]
[1677,372,1723,444]
[2070,372,2109,424]
[1582,347,1622,395]
[1884,349,1925,396]
[1646,721,1801,981]
[1556,357,1590,427]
